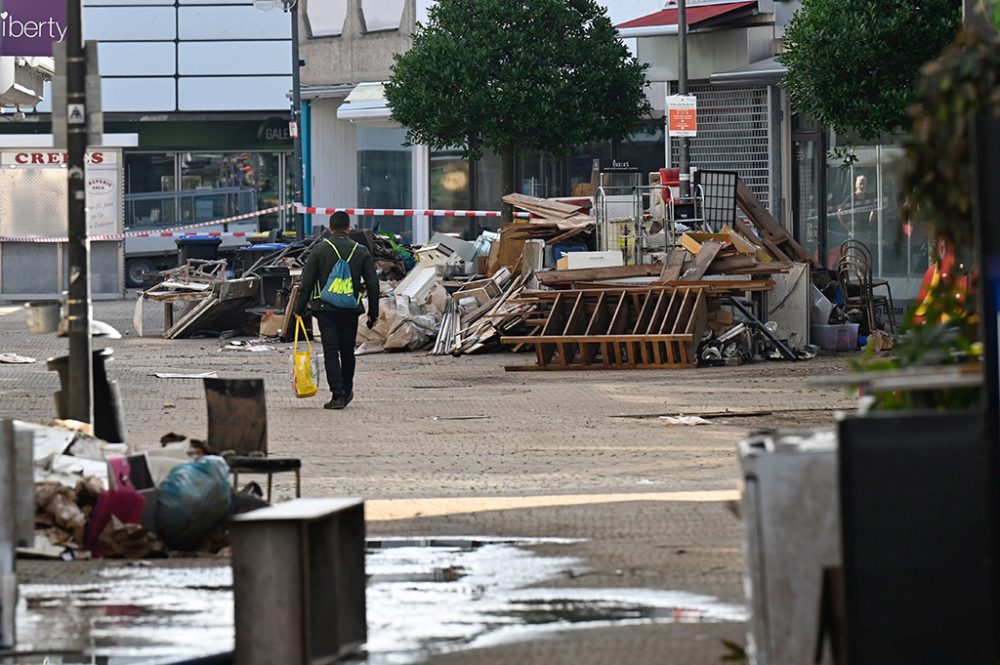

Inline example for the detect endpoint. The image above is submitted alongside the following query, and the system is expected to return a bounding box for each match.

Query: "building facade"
[0,0,297,233]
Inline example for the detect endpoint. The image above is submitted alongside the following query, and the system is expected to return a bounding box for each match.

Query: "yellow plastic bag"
[291,315,319,399]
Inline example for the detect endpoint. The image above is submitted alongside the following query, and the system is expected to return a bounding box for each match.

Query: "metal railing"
[125,187,261,231]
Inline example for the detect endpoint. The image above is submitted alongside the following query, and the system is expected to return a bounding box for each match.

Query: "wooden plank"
[582,291,609,364]
[502,193,584,218]
[659,289,681,334]
[608,292,629,335]
[504,362,697,372]
[501,334,695,343]
[735,217,791,263]
[669,289,693,335]
[736,179,807,263]
[680,240,723,281]
[537,264,661,285]
[658,249,686,282]
[708,254,757,274]
[636,290,673,335]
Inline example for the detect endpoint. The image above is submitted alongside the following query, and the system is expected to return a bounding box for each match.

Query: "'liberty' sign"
[0,0,67,57]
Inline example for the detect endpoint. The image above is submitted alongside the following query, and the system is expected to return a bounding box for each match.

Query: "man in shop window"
[294,212,380,410]
[830,174,878,265]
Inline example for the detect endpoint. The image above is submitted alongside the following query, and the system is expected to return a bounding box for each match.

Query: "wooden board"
[537,264,661,284]
[680,240,723,281]
[736,179,808,263]
[502,193,584,219]
[659,249,686,282]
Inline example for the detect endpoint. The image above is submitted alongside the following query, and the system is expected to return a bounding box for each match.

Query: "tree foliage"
[384,0,650,199]
[903,26,1000,248]
[779,0,960,141]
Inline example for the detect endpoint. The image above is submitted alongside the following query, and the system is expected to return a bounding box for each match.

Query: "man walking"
[295,211,380,409]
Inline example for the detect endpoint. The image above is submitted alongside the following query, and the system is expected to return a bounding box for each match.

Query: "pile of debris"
[20,420,267,561]
[135,259,263,339]
[132,181,829,372]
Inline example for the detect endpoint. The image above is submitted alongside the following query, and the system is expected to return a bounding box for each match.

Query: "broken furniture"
[231,498,366,665]
[204,378,301,501]
[135,260,259,338]
[502,286,709,370]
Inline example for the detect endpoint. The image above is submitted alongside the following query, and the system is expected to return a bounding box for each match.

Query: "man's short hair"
[330,211,351,230]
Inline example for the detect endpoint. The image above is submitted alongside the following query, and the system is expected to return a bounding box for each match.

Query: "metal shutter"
[670,82,771,208]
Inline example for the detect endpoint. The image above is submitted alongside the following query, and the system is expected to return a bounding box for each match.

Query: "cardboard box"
[555,251,624,271]
[259,311,284,337]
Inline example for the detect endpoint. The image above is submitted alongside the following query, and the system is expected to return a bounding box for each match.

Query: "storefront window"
[430,149,473,238]
[124,153,176,229]
[618,124,665,184]
[824,142,929,301]
[793,140,821,261]
[357,127,413,242]
[180,152,283,229]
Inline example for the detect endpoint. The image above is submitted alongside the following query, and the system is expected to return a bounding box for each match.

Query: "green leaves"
[384,0,650,165]
[780,0,960,140]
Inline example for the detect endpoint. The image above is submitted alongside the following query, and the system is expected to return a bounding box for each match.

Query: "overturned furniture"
[204,377,301,501]
[502,286,708,370]
[134,260,259,338]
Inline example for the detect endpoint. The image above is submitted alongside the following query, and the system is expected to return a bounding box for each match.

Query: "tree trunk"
[501,141,515,225]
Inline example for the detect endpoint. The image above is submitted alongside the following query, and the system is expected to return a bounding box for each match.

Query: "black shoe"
[344,391,354,407]
[324,396,346,410]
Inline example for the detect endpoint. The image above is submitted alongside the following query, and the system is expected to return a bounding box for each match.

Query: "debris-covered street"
[2,298,856,663]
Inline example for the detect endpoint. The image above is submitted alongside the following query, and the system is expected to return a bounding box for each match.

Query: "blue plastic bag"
[155,455,231,551]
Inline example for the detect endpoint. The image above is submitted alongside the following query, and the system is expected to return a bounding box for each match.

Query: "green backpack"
[319,240,361,309]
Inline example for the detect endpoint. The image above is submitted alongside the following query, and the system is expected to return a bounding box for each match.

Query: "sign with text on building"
[0,0,67,57]
[667,95,698,138]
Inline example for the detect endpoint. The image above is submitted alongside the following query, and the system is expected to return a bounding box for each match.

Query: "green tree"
[779,0,960,145]
[384,0,650,221]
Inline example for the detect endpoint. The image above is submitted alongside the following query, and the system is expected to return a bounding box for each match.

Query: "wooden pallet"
[501,287,708,371]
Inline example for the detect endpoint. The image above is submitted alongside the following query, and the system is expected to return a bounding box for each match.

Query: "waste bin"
[175,235,223,265]
[236,243,286,276]
[47,347,125,443]
[739,429,840,665]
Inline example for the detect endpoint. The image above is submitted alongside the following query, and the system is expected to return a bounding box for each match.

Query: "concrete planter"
[838,411,1000,664]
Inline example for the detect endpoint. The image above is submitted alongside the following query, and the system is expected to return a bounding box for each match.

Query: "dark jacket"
[294,233,380,319]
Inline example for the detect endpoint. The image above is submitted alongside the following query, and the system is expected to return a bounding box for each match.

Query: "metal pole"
[678,0,690,198]
[66,0,93,425]
[288,0,305,239]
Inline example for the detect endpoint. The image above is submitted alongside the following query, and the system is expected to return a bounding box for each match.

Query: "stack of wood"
[431,269,535,356]
[486,193,596,275]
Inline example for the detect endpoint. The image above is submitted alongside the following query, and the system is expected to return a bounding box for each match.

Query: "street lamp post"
[677,0,690,199]
[66,0,93,425]
[255,0,305,240]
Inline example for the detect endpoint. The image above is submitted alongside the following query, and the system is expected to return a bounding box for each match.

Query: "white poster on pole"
[667,95,698,138]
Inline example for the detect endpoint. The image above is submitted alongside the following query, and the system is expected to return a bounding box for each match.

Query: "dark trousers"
[314,309,360,399]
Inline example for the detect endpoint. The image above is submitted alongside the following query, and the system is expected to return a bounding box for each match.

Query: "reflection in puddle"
[12,538,746,665]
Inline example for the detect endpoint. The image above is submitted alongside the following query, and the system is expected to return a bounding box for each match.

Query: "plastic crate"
[811,323,860,352]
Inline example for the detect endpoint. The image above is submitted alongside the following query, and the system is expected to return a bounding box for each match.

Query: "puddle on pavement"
[9,537,747,665]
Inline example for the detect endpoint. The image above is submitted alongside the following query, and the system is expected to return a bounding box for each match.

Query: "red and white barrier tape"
[296,204,531,219]
[0,201,533,244]
[0,204,293,244]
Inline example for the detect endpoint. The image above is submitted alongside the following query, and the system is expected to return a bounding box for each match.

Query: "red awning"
[616,1,757,31]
